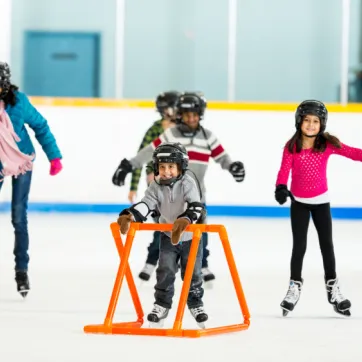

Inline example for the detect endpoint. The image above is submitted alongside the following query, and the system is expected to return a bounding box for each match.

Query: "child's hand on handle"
[229,161,245,182]
[275,184,295,205]
[117,213,133,234]
[171,218,190,245]
[112,158,133,186]
[50,158,63,176]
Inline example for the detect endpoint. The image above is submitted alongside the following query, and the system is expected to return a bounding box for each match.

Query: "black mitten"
[150,208,160,223]
[275,184,294,205]
[112,158,133,186]
[229,161,245,182]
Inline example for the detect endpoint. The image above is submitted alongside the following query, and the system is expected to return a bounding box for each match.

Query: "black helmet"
[176,92,207,120]
[152,142,189,186]
[0,62,11,98]
[295,100,328,132]
[156,91,182,117]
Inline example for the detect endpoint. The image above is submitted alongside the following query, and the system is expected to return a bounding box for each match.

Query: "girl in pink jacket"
[275,100,362,317]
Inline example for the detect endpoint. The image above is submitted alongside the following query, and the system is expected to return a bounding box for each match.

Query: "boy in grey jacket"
[117,142,208,327]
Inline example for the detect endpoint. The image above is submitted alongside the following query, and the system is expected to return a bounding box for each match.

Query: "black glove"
[112,158,133,186]
[150,208,160,223]
[229,161,245,182]
[275,184,294,205]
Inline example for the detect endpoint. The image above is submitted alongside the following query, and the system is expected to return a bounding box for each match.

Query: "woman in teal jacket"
[0,62,62,298]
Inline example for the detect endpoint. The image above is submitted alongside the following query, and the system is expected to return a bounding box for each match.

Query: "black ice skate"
[201,267,215,288]
[189,306,208,329]
[15,271,30,298]
[325,278,351,317]
[280,279,303,317]
[138,263,156,282]
[147,304,169,327]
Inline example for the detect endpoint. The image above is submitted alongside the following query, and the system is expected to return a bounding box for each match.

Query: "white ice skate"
[201,267,215,289]
[139,263,156,283]
[326,278,351,317]
[280,279,303,317]
[189,306,208,329]
[147,304,169,328]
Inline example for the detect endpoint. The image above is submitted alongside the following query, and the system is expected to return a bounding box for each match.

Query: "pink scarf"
[0,100,34,179]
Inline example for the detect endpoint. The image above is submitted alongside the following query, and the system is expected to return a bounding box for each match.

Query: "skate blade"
[204,281,214,290]
[281,307,290,317]
[138,280,148,288]
[148,319,165,328]
[19,290,28,298]
[197,322,206,329]
[333,306,351,317]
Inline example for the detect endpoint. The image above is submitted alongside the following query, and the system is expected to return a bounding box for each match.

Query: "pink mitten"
[50,158,63,176]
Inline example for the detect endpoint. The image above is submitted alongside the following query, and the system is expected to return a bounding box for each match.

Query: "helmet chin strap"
[154,174,183,187]
[179,121,200,136]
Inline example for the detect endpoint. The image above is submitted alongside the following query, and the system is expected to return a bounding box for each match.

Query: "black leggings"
[290,201,336,282]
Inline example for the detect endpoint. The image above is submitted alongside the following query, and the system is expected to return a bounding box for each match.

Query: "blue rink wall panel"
[0,202,362,219]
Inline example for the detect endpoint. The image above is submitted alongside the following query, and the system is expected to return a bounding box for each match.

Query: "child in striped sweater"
[112,92,245,284]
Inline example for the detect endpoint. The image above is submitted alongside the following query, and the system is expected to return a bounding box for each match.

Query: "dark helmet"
[155,91,182,117]
[152,142,189,186]
[0,62,11,98]
[176,92,207,120]
[295,100,328,132]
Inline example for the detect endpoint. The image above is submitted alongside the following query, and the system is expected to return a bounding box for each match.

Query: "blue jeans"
[0,171,32,271]
[154,232,204,309]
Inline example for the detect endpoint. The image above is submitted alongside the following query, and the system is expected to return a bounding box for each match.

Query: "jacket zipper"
[169,186,174,203]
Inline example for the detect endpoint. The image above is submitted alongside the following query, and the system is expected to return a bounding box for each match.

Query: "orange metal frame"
[84,222,250,338]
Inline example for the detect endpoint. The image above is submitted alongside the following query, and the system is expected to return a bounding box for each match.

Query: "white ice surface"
[0,214,361,362]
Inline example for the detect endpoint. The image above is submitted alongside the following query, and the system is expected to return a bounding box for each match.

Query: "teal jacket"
[5,91,62,161]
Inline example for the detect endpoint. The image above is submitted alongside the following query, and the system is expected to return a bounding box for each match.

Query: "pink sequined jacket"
[276,142,362,198]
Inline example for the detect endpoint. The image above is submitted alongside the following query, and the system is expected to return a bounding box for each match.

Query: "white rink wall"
[1,105,362,216]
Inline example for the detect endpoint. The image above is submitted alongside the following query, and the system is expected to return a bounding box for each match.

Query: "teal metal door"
[24,31,100,97]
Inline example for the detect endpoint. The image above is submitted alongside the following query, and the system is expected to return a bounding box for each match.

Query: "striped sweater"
[129,126,233,201]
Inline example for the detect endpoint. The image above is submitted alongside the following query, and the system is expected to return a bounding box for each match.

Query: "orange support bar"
[84,222,250,338]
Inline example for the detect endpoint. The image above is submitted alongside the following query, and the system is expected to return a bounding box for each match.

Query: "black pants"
[146,203,210,268]
[146,231,162,265]
[146,231,210,268]
[290,201,336,282]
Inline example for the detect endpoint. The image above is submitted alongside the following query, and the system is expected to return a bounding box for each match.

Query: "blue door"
[24,31,100,97]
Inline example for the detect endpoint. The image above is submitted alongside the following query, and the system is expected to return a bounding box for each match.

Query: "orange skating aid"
[84,222,250,338]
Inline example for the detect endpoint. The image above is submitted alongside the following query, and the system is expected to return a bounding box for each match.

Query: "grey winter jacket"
[129,173,203,241]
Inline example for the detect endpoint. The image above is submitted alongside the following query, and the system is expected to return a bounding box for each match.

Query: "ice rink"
[0,213,361,362]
